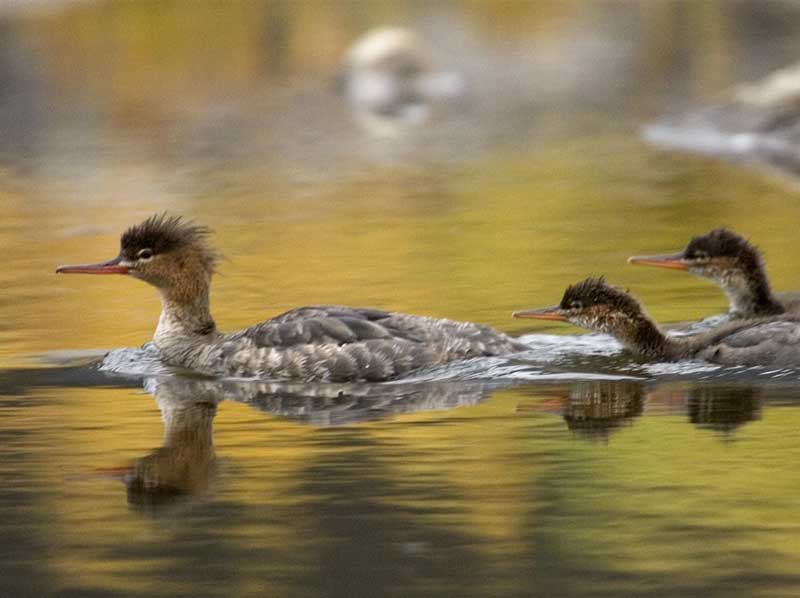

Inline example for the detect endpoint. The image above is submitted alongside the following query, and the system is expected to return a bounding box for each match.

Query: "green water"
[2,2,800,597]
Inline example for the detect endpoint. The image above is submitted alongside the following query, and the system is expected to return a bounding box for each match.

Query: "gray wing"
[235,305,524,356]
[206,306,524,382]
[696,319,800,367]
[715,320,800,348]
[235,306,423,348]
[379,313,528,358]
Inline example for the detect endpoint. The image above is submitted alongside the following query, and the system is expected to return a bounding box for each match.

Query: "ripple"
[61,326,800,386]
[37,348,109,367]
[630,361,722,376]
[516,333,623,360]
[98,343,175,377]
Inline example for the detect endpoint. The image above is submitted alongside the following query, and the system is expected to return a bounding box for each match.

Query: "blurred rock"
[339,27,465,136]
[644,61,800,177]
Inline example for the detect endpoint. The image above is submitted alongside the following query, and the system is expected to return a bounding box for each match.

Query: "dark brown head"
[628,228,763,286]
[57,214,220,302]
[513,277,648,335]
[628,228,780,316]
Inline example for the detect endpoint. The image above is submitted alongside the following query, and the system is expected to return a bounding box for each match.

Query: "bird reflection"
[124,383,219,515]
[686,385,763,433]
[561,381,645,440]
[142,376,496,426]
[516,381,645,440]
[238,380,494,425]
[113,376,496,514]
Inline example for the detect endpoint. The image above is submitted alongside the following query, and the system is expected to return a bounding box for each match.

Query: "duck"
[627,228,792,318]
[56,214,525,382]
[512,276,800,367]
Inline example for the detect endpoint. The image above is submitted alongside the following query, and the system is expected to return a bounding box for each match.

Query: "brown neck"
[614,315,680,360]
[723,267,784,317]
[154,278,217,343]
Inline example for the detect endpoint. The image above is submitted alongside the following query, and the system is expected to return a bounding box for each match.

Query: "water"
[3,2,800,597]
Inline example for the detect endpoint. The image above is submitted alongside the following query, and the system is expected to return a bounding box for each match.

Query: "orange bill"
[627,252,688,270]
[56,256,129,275]
[512,306,567,321]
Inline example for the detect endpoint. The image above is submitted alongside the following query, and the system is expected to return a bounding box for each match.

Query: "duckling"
[513,277,800,367]
[57,214,524,382]
[628,228,791,317]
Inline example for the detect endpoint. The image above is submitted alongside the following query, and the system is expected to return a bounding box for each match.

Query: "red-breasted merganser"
[627,228,789,318]
[56,214,525,381]
[512,277,800,367]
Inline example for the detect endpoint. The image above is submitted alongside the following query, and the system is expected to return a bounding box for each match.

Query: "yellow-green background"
[1,2,800,597]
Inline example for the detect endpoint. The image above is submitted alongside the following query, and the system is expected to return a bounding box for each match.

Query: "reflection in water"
[561,381,645,441]
[73,376,775,518]
[516,381,646,440]
[687,385,763,433]
[124,386,219,515]
[4,369,798,596]
[294,427,485,597]
[242,380,496,425]
[146,376,498,426]
[117,375,498,514]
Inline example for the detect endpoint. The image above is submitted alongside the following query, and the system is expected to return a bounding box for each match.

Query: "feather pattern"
[156,305,527,382]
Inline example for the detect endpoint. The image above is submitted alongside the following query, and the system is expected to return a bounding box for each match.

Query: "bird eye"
[570,300,583,309]
[692,250,709,260]
[137,248,154,261]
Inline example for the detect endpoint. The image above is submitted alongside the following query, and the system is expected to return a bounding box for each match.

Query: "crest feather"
[120,213,219,267]
[561,276,643,315]
[685,228,759,261]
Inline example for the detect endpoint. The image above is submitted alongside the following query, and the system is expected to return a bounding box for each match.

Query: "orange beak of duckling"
[56,256,129,275]
[512,306,567,321]
[627,252,688,270]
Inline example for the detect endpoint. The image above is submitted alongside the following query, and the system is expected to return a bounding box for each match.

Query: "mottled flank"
[694,320,800,367]
[158,305,527,382]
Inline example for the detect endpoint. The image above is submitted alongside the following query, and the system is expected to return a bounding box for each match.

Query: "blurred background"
[3,3,800,597]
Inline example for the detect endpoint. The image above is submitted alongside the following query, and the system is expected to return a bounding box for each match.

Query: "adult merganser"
[56,214,525,381]
[513,277,800,367]
[627,228,790,317]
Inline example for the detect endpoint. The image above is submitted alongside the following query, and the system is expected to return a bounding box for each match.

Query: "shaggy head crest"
[560,276,643,316]
[684,228,758,264]
[120,214,218,266]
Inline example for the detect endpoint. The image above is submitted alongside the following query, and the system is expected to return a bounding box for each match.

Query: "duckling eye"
[691,250,709,260]
[137,248,154,261]
[570,300,583,309]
